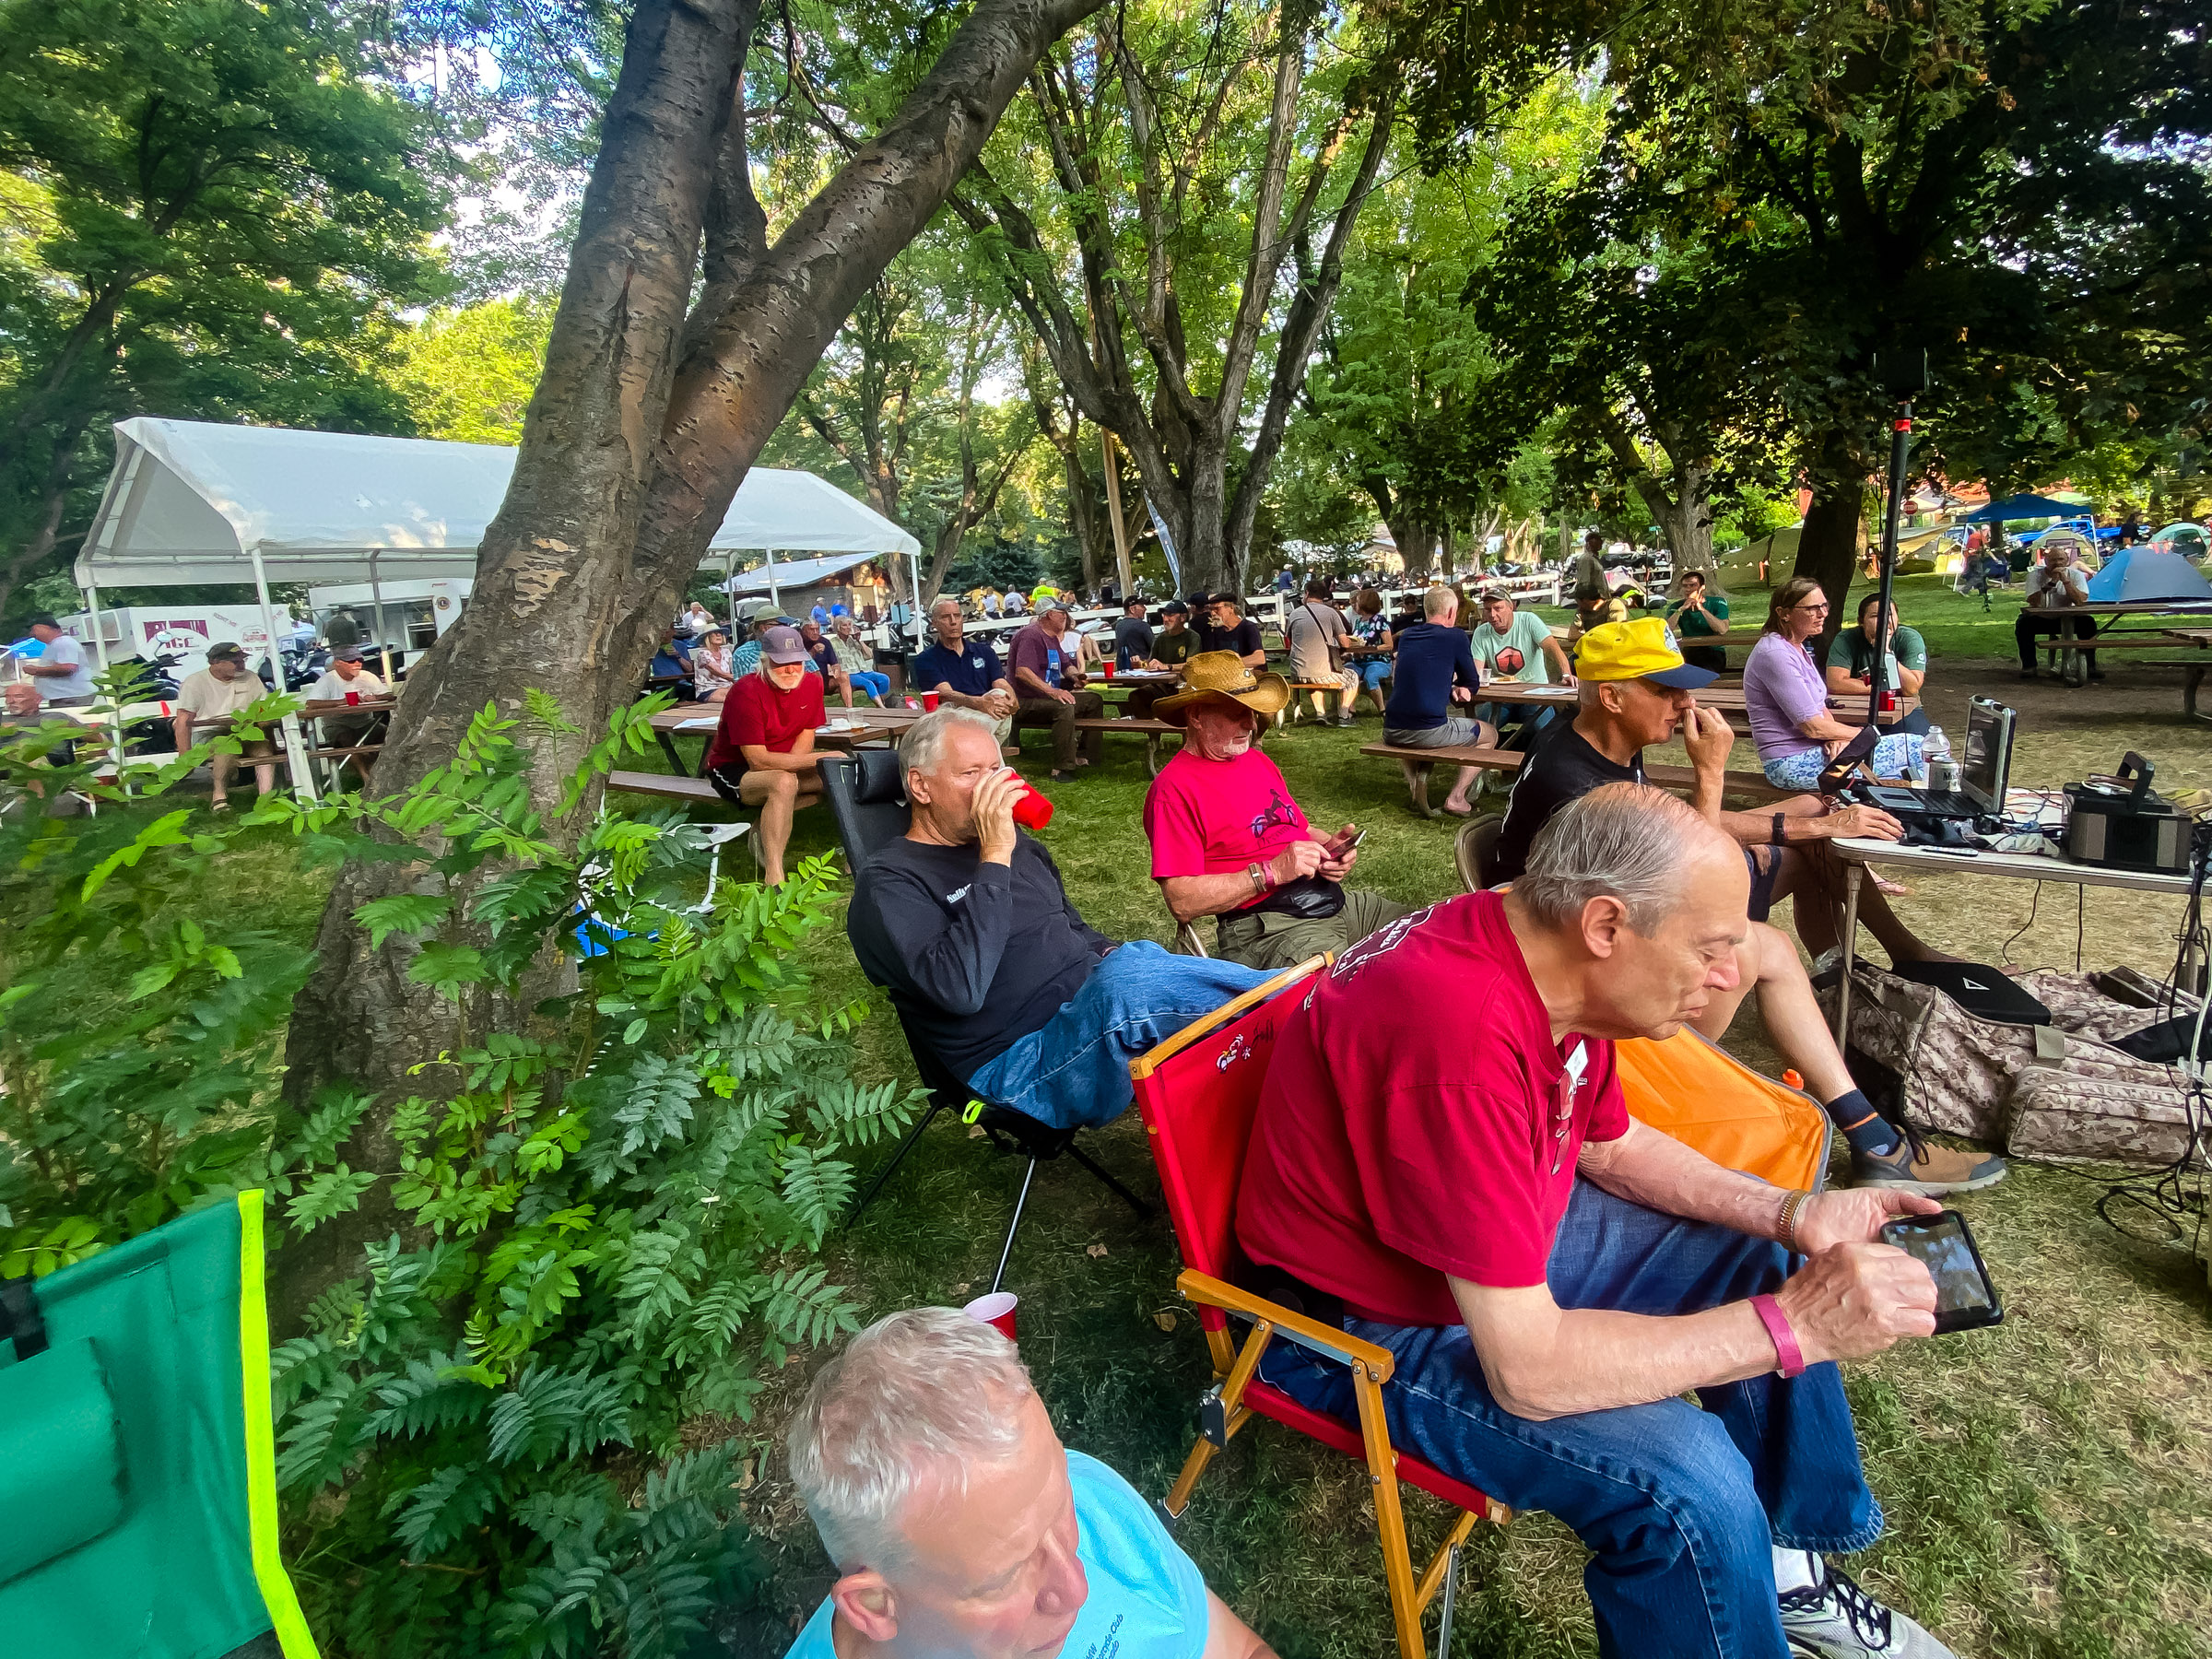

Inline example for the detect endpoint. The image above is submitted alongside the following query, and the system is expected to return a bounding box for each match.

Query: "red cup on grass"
[921,690,940,712]
[963,1290,1018,1341]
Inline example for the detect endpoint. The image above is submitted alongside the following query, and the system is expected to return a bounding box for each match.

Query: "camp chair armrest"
[1177,1270,1395,1380]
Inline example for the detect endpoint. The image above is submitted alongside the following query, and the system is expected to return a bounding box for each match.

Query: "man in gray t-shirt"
[1286,577,1360,726]
[22,617,94,705]
[1111,597,1154,669]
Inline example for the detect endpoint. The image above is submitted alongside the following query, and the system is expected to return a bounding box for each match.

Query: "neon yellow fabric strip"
[237,1191,322,1659]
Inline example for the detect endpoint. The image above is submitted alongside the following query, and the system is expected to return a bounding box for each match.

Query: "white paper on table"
[675,716,718,731]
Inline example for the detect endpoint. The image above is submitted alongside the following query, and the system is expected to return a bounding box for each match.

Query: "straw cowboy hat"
[1151,650,1291,726]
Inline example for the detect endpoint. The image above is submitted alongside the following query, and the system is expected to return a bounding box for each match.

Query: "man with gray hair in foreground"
[1237,783,1961,1659]
[784,1307,1276,1659]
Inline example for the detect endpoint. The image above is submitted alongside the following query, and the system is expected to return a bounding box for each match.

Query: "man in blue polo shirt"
[786,1307,1276,1659]
[912,596,1018,750]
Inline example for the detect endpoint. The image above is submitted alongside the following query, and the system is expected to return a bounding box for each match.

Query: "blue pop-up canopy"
[2085,547,2212,603]
[1961,493,2084,524]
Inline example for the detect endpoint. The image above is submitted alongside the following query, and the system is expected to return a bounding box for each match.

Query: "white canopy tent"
[74,418,924,798]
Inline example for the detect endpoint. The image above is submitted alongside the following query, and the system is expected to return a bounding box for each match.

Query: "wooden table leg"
[1832,863,1863,1042]
[2187,662,2207,724]
[655,730,693,777]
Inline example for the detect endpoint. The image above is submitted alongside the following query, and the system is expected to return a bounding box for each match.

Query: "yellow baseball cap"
[1574,617,1718,688]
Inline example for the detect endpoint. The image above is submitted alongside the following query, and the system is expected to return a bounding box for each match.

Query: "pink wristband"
[1749,1294,1806,1379]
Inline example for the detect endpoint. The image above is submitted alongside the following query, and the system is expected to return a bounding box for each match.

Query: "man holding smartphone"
[1143,651,1410,969]
[1241,783,1965,1659]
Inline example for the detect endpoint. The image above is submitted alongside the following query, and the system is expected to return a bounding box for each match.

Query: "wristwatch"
[1246,861,1271,896]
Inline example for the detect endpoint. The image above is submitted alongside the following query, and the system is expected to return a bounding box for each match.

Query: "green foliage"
[394,297,558,444]
[0,0,453,618]
[225,688,923,1658]
[0,667,915,1656]
[0,663,352,1272]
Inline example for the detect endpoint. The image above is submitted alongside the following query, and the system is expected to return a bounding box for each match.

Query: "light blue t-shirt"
[783,1450,1210,1659]
[1470,608,1556,684]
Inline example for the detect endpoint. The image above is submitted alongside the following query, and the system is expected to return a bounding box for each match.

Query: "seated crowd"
[663,586,2000,1659]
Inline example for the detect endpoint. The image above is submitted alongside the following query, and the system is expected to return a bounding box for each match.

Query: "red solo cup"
[345,689,361,706]
[921,690,940,712]
[1103,660,1116,678]
[1879,690,1897,712]
[963,1290,1018,1341]
[1009,776,1053,830]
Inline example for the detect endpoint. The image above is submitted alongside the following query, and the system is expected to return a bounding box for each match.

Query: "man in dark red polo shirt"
[1236,782,1963,1659]
[704,625,826,884]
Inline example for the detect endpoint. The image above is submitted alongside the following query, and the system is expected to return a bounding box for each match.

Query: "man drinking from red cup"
[300,645,389,783]
[846,709,1267,1129]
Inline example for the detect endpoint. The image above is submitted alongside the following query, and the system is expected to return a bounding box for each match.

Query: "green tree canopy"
[0,0,453,618]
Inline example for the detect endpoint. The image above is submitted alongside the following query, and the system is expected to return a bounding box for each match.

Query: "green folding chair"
[0,1191,317,1658]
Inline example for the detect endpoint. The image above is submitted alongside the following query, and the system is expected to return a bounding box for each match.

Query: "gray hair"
[930,595,964,618]
[1516,782,1711,935]
[787,1307,1037,1571]
[1423,584,1458,620]
[899,706,998,778]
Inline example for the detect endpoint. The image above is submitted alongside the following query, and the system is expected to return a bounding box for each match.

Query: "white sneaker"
[1780,1559,1956,1657]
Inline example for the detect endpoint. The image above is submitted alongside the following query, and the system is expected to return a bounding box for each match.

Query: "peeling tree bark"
[275,0,1102,1324]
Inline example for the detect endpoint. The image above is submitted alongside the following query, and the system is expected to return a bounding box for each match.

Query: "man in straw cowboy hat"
[1143,652,1412,968]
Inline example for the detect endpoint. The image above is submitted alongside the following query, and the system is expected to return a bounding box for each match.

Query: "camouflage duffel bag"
[1822,964,2194,1165]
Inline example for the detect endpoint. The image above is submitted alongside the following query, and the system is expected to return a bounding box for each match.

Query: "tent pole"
[369,550,394,685]
[724,548,737,637]
[83,577,126,791]
[1869,401,1912,730]
[249,544,319,805]
[908,548,924,649]
[767,549,781,615]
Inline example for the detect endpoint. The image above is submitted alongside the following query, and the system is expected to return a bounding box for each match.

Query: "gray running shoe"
[1781,1559,1957,1657]
[1849,1124,2006,1194]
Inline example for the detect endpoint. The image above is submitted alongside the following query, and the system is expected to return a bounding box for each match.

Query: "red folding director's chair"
[1127,955,1832,1659]
[1127,955,1496,1659]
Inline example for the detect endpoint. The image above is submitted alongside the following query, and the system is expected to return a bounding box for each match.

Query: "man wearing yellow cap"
[1490,618,2004,1194]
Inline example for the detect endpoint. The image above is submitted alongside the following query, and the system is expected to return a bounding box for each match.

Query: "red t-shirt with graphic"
[1235,891,1630,1324]
[705,671,826,771]
[1143,747,1312,911]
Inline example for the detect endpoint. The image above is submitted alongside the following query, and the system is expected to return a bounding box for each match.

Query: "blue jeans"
[1359,660,1392,693]
[967,942,1269,1128]
[848,669,891,703]
[1258,1181,1880,1659]
[1476,700,1559,750]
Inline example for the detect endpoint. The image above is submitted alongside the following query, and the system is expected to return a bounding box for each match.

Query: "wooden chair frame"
[1129,962,1508,1659]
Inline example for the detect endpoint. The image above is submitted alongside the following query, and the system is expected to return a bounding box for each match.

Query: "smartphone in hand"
[1879,1209,2003,1334]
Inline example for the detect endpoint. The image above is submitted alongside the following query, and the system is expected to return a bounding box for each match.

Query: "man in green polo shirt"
[1823,594,1926,700]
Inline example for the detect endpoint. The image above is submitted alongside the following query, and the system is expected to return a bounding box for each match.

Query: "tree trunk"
[1793,459,1869,654]
[1389,509,1434,583]
[1649,465,1715,595]
[274,0,1100,1326]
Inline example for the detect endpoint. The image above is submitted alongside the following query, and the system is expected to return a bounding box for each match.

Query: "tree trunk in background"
[1793,460,1868,656]
[275,0,1102,1325]
[1649,473,1715,596]
[1390,510,1435,584]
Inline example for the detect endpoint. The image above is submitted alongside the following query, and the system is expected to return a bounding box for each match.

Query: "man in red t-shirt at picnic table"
[1142,650,1410,969]
[703,624,826,885]
[1235,782,1965,1659]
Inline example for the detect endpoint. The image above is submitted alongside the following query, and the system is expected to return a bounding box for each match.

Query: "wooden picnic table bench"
[607,769,724,806]
[1360,741,1791,818]
[1072,715,1181,776]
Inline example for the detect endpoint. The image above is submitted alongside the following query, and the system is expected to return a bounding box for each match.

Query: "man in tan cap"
[1143,652,1410,967]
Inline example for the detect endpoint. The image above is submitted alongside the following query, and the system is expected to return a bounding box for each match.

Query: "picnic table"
[1473,682,1921,728]
[2030,599,2212,688]
[645,705,922,776]
[192,697,396,789]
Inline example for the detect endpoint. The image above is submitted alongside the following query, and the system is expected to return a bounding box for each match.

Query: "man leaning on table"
[912,597,1018,751]
[173,642,278,811]
[1242,783,1965,1659]
[704,626,825,885]
[300,646,388,782]
[1008,601,1105,781]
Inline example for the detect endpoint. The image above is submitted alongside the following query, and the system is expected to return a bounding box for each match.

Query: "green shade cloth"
[0,1194,314,1659]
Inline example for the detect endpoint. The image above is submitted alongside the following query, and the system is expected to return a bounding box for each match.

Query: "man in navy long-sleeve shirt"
[1381,585,1500,817]
[847,710,1266,1128]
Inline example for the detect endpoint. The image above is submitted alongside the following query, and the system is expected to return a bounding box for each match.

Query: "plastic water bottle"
[1924,726,1951,763]
[1924,726,1960,792]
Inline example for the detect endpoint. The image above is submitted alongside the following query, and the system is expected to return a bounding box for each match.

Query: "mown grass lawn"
[26,570,2212,1659]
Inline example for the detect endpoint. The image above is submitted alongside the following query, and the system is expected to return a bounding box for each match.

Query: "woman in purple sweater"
[1742,579,1924,791]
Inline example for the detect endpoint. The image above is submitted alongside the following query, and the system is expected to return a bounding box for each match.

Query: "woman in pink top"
[1742,578,1923,791]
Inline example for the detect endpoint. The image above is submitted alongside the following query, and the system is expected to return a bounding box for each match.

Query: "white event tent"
[74,418,923,799]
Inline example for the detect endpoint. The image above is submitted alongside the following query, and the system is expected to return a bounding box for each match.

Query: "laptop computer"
[1857,697,2017,823]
